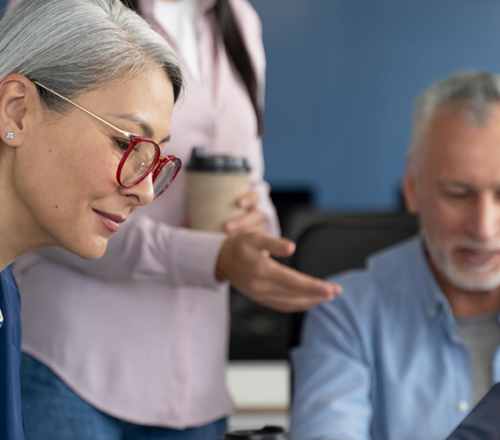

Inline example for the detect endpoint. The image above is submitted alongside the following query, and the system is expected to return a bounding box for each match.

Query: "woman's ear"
[0,73,39,147]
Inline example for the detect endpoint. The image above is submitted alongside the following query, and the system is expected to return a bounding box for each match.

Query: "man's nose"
[469,194,500,241]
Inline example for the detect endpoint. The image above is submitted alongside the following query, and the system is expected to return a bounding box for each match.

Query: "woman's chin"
[64,237,109,260]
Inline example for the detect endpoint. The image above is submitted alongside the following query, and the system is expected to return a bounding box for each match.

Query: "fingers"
[261,279,330,303]
[225,209,266,235]
[236,252,342,312]
[263,260,341,298]
[238,191,260,209]
[247,277,340,312]
[250,234,296,258]
[225,191,264,235]
[251,294,327,313]
[218,232,343,313]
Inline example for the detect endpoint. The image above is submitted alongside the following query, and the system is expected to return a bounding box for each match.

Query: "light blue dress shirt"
[291,237,500,440]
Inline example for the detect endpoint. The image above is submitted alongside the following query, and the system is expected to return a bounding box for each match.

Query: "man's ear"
[402,162,420,214]
[0,73,39,147]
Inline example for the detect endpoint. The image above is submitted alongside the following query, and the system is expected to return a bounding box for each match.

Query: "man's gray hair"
[0,0,183,113]
[410,71,500,162]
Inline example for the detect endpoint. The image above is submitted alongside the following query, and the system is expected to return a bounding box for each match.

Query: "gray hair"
[0,0,183,113]
[410,71,500,164]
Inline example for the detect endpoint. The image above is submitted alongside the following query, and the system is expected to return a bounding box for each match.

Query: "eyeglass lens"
[120,141,158,187]
[153,158,181,198]
[119,140,181,197]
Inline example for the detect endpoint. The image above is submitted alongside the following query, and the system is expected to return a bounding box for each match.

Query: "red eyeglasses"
[34,81,181,199]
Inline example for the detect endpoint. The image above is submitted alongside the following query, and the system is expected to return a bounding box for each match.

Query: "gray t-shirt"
[456,312,500,405]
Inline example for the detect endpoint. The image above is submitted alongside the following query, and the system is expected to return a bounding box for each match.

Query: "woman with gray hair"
[0,0,182,438]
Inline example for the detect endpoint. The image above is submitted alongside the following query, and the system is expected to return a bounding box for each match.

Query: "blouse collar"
[139,0,218,20]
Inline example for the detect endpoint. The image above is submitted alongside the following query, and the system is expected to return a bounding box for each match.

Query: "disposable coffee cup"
[186,147,251,232]
[223,426,290,440]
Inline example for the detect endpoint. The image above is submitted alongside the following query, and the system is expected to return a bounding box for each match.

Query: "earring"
[6,133,14,139]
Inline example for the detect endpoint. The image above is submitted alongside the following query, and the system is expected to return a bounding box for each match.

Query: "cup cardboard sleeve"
[187,171,251,232]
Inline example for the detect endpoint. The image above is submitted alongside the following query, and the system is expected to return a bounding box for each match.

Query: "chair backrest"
[287,211,419,349]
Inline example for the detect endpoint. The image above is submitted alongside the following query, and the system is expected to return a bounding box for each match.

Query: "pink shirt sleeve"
[17,215,227,288]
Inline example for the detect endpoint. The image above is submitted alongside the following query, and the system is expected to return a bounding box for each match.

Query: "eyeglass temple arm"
[33,81,133,139]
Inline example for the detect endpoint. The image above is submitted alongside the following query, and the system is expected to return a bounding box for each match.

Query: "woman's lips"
[93,210,125,233]
[456,248,500,266]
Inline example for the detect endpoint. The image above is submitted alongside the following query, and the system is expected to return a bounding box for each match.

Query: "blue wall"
[249,0,500,210]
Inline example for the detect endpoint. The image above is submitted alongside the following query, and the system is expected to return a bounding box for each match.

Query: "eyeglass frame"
[33,81,181,199]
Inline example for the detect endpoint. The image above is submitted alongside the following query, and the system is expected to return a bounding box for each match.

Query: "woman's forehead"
[79,71,174,139]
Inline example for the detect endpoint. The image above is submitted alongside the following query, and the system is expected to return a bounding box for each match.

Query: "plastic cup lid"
[186,146,251,173]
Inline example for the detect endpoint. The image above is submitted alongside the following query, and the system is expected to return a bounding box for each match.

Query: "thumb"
[251,234,296,258]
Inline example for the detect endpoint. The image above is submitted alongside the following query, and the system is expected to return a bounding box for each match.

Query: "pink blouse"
[13,0,279,429]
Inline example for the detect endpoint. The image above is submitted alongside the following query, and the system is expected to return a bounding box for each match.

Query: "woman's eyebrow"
[113,114,170,143]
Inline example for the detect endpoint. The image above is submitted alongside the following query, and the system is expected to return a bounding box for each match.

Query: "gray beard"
[423,230,500,292]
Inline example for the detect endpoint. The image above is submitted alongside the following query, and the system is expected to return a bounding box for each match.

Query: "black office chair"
[287,210,419,349]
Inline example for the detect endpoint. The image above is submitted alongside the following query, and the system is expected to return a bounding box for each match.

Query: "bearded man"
[291,71,500,440]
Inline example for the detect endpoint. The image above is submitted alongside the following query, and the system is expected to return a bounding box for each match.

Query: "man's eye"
[115,139,129,153]
[445,192,468,200]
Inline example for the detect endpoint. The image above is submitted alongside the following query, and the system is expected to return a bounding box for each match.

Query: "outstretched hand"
[215,232,342,312]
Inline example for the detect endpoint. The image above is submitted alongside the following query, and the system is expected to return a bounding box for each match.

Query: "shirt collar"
[139,0,217,56]
[140,0,217,21]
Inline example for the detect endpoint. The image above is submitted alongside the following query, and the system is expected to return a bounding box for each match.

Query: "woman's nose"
[121,173,155,207]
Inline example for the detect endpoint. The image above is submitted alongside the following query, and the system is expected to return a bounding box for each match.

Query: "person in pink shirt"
[12,0,341,439]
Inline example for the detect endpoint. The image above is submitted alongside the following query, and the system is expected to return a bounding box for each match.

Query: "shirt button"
[457,401,469,412]
[428,308,436,318]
